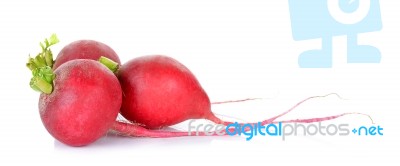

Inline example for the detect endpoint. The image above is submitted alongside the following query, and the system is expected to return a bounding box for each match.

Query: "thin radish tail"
[272,112,374,124]
[211,98,261,104]
[111,97,262,138]
[111,113,373,138]
[112,121,222,137]
[207,93,373,126]
[111,93,374,138]
[111,112,373,138]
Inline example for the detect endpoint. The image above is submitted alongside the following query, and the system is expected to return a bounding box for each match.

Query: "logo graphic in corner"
[288,0,382,68]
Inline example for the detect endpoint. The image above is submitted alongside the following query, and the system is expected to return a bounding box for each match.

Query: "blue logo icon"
[288,0,382,68]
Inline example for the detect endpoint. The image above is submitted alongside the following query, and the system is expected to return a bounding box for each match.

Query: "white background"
[1,0,399,165]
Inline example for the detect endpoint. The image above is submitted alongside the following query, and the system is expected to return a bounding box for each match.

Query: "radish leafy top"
[26,34,59,94]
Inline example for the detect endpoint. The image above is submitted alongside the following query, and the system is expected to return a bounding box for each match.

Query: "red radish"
[40,60,122,146]
[118,55,214,129]
[53,39,121,70]
[117,55,366,130]
[27,34,371,144]
[28,35,122,146]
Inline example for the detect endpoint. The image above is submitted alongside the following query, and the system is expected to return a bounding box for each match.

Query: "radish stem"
[99,56,119,73]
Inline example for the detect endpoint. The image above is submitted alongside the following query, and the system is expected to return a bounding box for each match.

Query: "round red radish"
[39,59,122,146]
[53,40,120,69]
[117,55,359,131]
[118,55,215,129]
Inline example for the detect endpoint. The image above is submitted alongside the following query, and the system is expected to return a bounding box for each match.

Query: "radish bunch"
[27,34,369,146]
